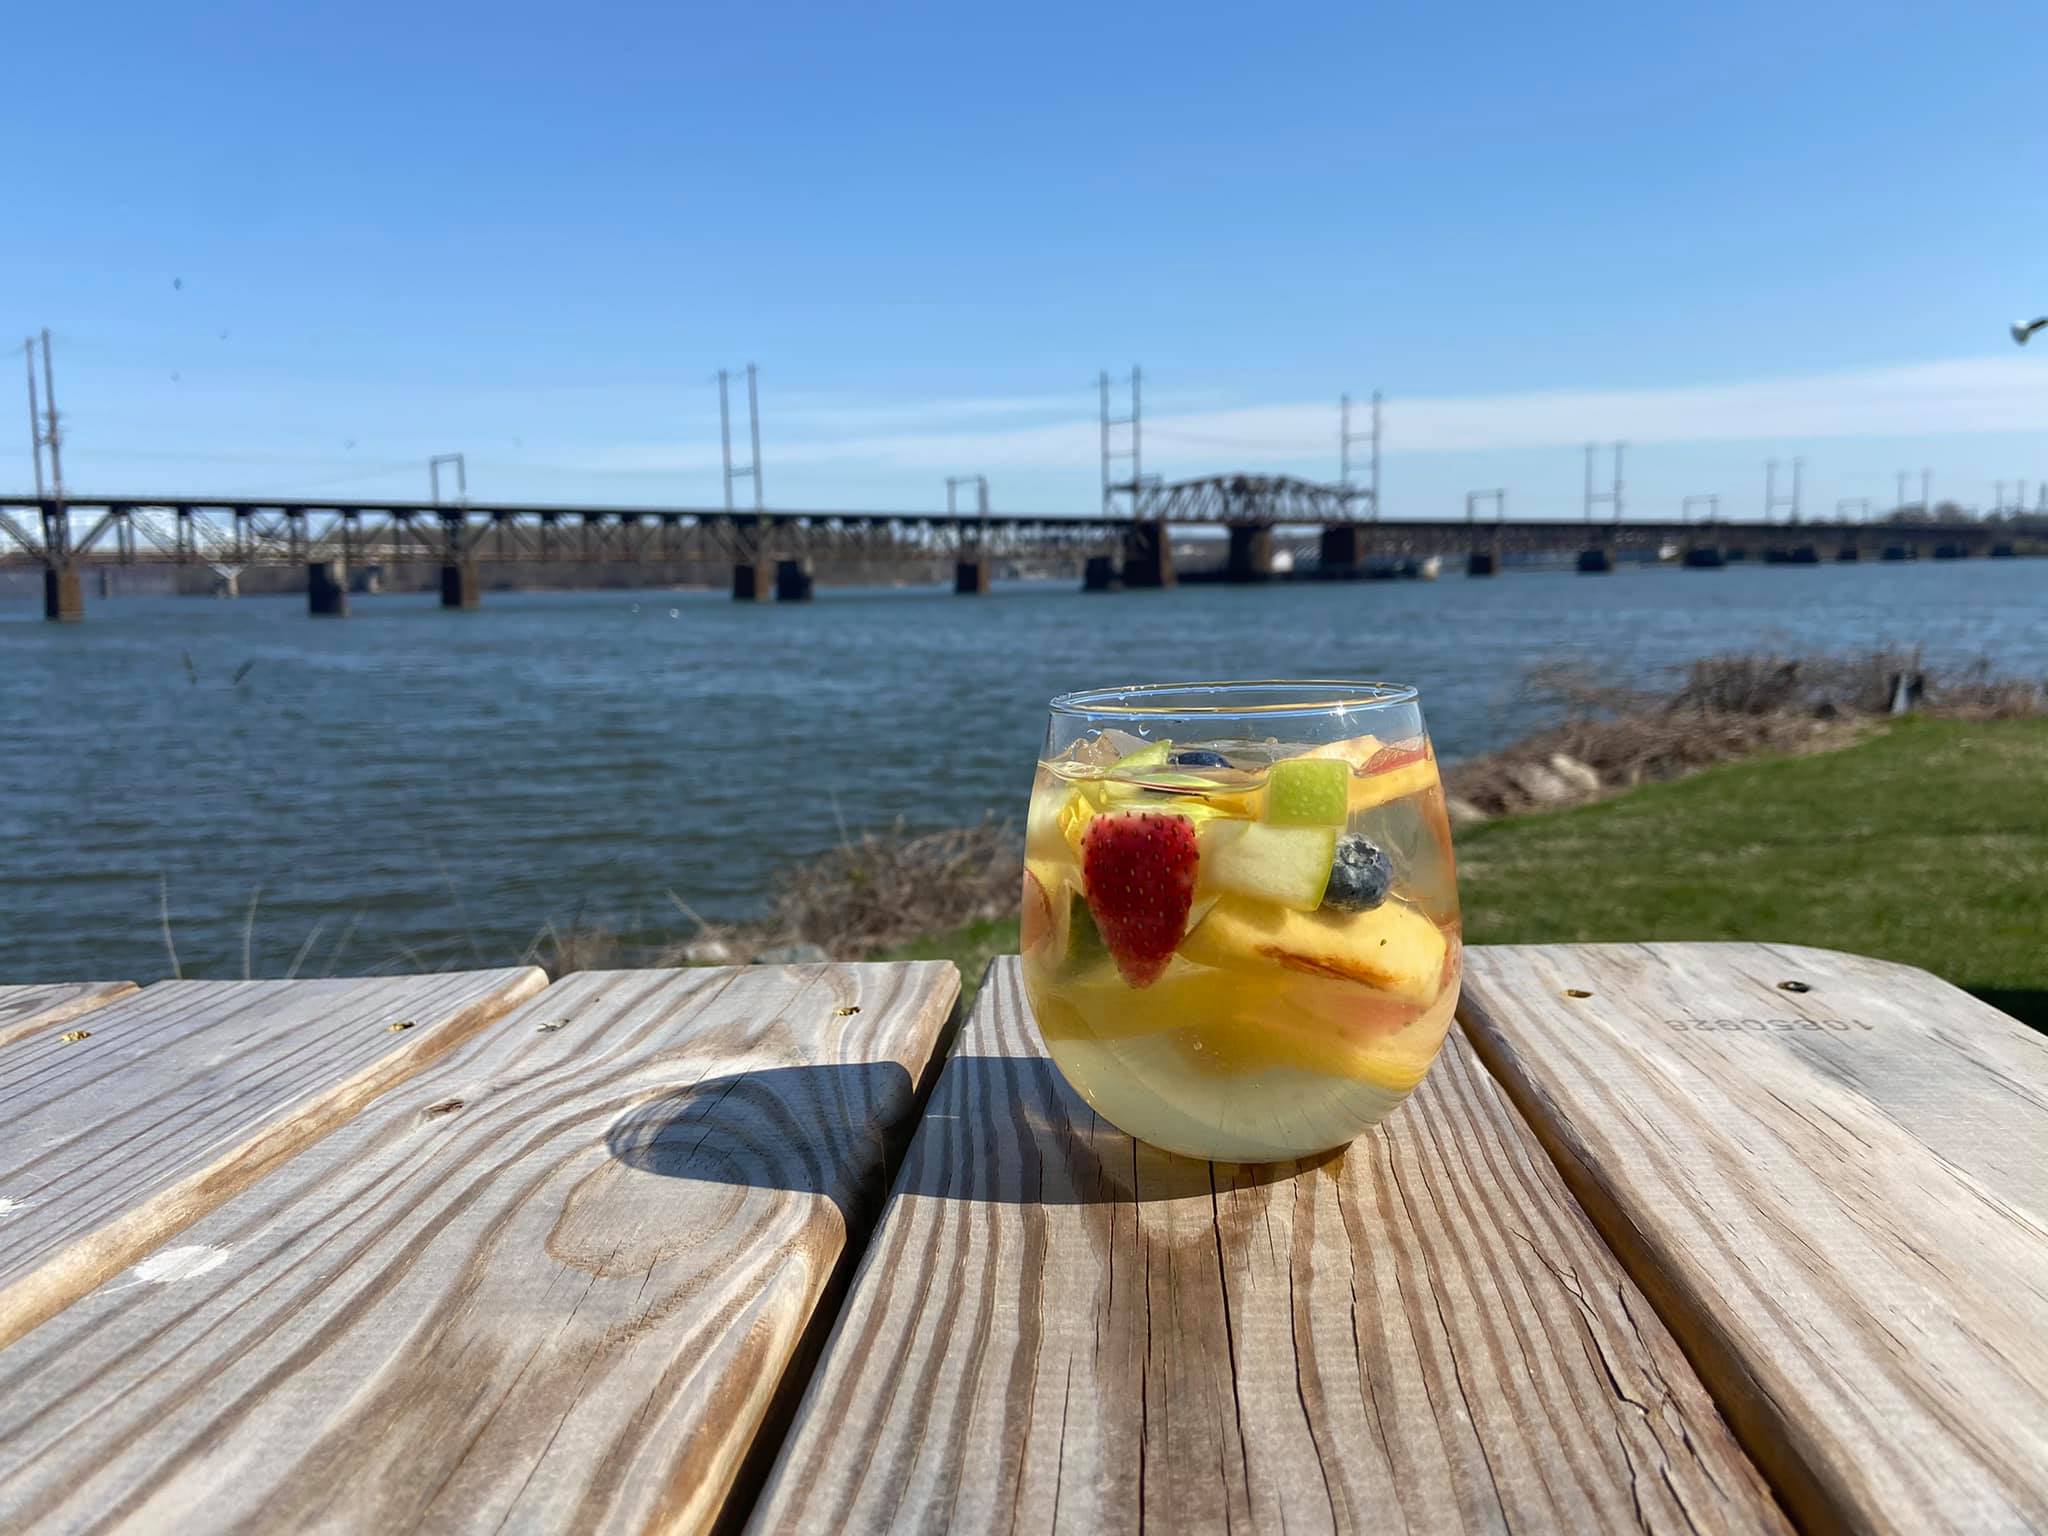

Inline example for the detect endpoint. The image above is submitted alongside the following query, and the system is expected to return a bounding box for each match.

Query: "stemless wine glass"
[1020,681,1463,1163]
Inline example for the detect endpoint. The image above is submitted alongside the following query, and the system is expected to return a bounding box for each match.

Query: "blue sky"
[8,0,2048,519]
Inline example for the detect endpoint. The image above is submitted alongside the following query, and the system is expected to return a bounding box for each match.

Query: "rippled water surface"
[4,560,2043,980]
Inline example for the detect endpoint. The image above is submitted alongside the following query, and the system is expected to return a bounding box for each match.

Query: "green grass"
[1455,717,2048,1026]
[879,719,2048,1028]
[871,917,1023,1012]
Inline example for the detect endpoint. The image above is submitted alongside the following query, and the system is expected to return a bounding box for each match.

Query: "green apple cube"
[1199,821,1338,911]
[1264,757,1350,827]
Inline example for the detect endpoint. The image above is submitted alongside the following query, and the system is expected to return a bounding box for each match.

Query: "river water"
[4,559,2043,981]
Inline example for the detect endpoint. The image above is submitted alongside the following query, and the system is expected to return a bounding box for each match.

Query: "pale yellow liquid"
[1021,744,1462,1162]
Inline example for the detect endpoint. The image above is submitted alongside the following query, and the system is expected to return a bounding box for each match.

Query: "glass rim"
[1048,679,1421,720]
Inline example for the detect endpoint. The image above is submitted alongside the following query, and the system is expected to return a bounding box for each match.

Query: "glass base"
[1041,982,1459,1164]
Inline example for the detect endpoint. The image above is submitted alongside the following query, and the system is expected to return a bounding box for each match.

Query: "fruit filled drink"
[1022,688,1462,1163]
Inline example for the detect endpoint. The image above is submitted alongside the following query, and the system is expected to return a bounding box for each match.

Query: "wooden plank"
[0,961,959,1536]
[753,957,1786,1534]
[0,967,547,1349]
[0,982,137,1051]
[1456,942,2048,1535]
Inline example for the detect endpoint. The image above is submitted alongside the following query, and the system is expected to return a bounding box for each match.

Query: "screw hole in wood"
[1563,988,1593,999]
[386,1019,416,1032]
[1778,980,1812,993]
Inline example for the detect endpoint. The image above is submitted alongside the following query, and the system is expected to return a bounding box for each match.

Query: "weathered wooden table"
[0,947,2042,1533]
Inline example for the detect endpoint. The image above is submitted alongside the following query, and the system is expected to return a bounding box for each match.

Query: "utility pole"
[428,453,467,504]
[1921,467,1931,516]
[1341,391,1384,522]
[718,365,764,513]
[1896,470,1909,514]
[1583,442,1623,523]
[1099,367,1142,517]
[38,330,63,500]
[1764,459,1800,523]
[22,338,43,499]
[946,474,990,524]
[719,370,734,513]
[747,363,763,511]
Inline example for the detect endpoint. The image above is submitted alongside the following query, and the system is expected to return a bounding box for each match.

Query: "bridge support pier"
[43,565,83,623]
[1122,520,1175,589]
[308,560,350,617]
[1682,545,1726,569]
[1933,543,1968,561]
[1575,547,1613,574]
[440,560,482,609]
[1836,546,1862,562]
[1881,545,1912,562]
[1318,525,1363,578]
[1465,548,1498,577]
[732,561,768,600]
[213,569,241,599]
[1991,543,2017,558]
[775,558,814,601]
[1225,523,1274,583]
[954,557,990,594]
[1082,555,1121,593]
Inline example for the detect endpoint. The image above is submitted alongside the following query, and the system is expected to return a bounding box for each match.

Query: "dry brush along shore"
[533,650,2043,973]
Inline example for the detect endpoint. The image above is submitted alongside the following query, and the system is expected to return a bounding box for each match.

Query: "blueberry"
[1170,748,1233,769]
[1321,835,1393,911]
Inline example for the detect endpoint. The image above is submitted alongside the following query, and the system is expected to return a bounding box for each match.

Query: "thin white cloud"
[590,355,2048,478]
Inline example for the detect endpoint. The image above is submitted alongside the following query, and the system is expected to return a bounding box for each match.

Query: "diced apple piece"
[1180,894,1447,1006]
[1198,821,1337,911]
[1264,757,1350,826]
[1021,868,1059,956]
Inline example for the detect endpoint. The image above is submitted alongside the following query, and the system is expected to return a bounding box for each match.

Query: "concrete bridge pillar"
[308,560,349,617]
[1465,547,1498,577]
[1121,520,1175,589]
[1682,544,1726,569]
[1835,545,1862,562]
[440,559,482,609]
[1881,545,1913,562]
[1225,523,1274,583]
[1082,554,1121,592]
[1319,524,1363,577]
[43,565,83,623]
[732,561,768,600]
[954,557,991,594]
[775,558,814,601]
[1575,547,1613,574]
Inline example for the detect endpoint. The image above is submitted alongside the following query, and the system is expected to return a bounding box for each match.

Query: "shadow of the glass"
[606,1055,1326,1210]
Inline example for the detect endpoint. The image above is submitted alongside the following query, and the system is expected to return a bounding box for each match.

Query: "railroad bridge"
[0,485,2032,621]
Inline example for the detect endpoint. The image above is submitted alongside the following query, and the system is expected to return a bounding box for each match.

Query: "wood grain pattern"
[0,967,546,1350]
[0,982,137,1050]
[752,957,1786,1534]
[1458,942,2048,1536]
[0,961,959,1536]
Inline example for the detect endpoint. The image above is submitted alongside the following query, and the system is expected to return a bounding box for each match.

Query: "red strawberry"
[1081,810,1199,988]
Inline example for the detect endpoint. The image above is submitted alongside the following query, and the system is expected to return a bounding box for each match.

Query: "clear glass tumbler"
[1020,681,1462,1162]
